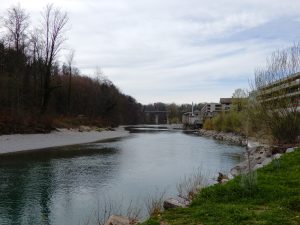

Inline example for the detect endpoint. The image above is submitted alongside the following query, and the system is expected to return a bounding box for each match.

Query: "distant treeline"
[0,4,144,134]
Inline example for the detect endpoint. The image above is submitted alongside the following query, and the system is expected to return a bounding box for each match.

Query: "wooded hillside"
[0,4,144,134]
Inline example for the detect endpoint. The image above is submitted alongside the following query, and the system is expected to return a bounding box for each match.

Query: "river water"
[0,126,244,225]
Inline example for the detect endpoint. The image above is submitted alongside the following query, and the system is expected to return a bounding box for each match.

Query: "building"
[200,98,234,119]
[257,72,300,110]
[182,110,203,128]
[220,98,233,111]
[182,97,244,127]
[200,103,222,119]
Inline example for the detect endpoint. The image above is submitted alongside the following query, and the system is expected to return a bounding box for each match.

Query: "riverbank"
[196,129,299,178]
[197,129,247,146]
[142,147,300,225]
[0,126,129,154]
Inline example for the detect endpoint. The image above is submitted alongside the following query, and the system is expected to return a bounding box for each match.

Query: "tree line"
[0,4,144,134]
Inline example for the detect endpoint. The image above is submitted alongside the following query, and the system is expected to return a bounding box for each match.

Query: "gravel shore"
[0,127,129,154]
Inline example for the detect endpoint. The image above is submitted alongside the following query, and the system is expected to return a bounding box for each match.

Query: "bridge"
[144,110,170,124]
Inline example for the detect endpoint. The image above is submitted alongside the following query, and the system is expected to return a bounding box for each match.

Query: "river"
[0,126,245,225]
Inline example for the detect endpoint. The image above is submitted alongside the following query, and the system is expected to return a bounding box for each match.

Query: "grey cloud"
[1,0,300,103]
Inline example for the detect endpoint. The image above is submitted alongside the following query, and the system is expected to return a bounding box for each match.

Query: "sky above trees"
[1,0,300,104]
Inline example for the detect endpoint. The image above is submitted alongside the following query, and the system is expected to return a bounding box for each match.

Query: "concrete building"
[200,103,222,119]
[200,98,234,119]
[257,72,300,110]
[182,97,242,127]
[220,98,233,111]
[182,110,203,128]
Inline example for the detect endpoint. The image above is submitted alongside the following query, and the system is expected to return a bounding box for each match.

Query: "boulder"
[78,125,91,132]
[217,172,228,183]
[261,157,272,166]
[227,173,234,180]
[221,178,229,184]
[286,147,295,153]
[163,198,187,209]
[230,167,240,177]
[253,164,263,170]
[105,215,138,225]
[272,153,282,159]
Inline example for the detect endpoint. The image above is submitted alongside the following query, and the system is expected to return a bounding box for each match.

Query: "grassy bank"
[143,148,300,225]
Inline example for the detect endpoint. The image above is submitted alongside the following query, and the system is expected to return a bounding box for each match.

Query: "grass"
[142,148,300,225]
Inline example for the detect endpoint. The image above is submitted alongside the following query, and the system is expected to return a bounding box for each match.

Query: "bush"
[212,113,223,131]
[203,119,213,130]
[209,111,245,134]
[270,112,300,144]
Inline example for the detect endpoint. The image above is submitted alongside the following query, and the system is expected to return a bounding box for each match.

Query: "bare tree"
[2,4,30,113]
[3,4,29,53]
[66,49,75,112]
[29,28,43,63]
[40,4,69,113]
[28,28,44,106]
[232,88,248,112]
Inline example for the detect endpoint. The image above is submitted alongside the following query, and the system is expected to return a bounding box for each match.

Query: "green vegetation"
[204,111,246,133]
[142,148,300,225]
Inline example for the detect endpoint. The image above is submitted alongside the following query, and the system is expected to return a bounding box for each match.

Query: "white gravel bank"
[0,127,129,154]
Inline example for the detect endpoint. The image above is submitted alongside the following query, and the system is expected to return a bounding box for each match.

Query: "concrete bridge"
[144,110,170,124]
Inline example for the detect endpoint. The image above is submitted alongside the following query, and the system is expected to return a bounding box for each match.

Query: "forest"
[0,4,144,134]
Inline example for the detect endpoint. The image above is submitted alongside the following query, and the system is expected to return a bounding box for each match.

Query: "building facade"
[257,72,300,110]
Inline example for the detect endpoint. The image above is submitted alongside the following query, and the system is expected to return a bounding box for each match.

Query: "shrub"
[212,113,223,131]
[270,112,300,144]
[209,111,245,134]
[203,118,213,130]
[176,168,209,200]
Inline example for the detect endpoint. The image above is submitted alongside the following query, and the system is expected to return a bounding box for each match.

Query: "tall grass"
[176,168,209,200]
[145,190,166,217]
[82,197,141,225]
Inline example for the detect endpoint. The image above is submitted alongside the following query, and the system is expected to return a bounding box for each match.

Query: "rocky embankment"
[228,146,297,178]
[197,129,247,146]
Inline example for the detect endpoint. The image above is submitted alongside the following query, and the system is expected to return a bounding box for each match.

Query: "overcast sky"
[1,0,300,104]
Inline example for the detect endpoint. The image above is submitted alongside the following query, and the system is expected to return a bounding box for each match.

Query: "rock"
[177,197,191,206]
[163,198,187,209]
[78,125,91,132]
[227,173,234,180]
[261,157,272,166]
[230,168,240,177]
[255,156,262,160]
[198,129,246,146]
[105,215,138,225]
[286,147,295,153]
[217,172,228,183]
[253,164,263,170]
[272,153,282,159]
[248,147,257,153]
[221,178,229,184]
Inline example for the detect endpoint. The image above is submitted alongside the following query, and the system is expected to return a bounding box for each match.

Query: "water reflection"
[0,127,244,225]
